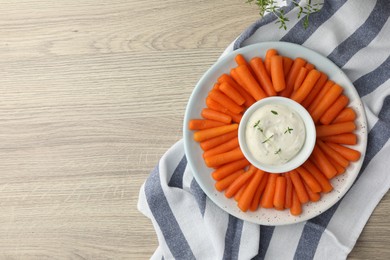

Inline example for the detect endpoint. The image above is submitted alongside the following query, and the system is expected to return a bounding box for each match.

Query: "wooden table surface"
[1,0,389,259]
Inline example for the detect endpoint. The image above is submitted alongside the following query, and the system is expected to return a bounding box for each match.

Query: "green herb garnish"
[262,134,274,143]
[274,148,282,155]
[253,120,261,128]
[284,127,293,134]
[271,110,278,115]
[246,0,322,30]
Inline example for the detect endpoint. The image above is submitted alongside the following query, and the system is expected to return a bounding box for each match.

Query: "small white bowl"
[238,97,316,173]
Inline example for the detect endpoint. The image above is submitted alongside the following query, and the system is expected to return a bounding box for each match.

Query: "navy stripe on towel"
[223,215,244,260]
[145,165,196,260]
[190,178,207,216]
[168,155,187,189]
[252,226,275,260]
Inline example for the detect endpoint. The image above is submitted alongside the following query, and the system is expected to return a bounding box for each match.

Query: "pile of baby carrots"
[188,48,361,216]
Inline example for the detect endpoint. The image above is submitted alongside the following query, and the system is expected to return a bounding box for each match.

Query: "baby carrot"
[293,67,308,91]
[295,166,322,193]
[235,54,248,66]
[205,97,242,124]
[320,95,350,125]
[304,182,321,202]
[283,56,294,77]
[249,57,276,96]
[260,173,278,208]
[291,69,321,104]
[200,130,237,151]
[201,108,232,124]
[332,107,357,123]
[310,146,337,179]
[218,74,256,107]
[219,82,246,106]
[235,64,268,101]
[265,49,278,75]
[316,139,349,168]
[203,137,239,158]
[308,80,334,113]
[320,133,357,145]
[215,169,245,191]
[235,182,250,201]
[316,121,356,137]
[326,142,361,162]
[301,72,328,108]
[189,119,226,130]
[213,83,220,90]
[289,170,309,204]
[230,68,248,91]
[194,124,238,142]
[205,147,245,167]
[310,83,343,123]
[238,169,266,212]
[303,160,333,193]
[208,90,243,114]
[250,172,269,211]
[290,189,302,216]
[305,63,315,71]
[270,55,286,92]
[280,57,307,97]
[285,172,293,209]
[326,155,346,175]
[211,158,250,181]
[273,176,287,210]
[225,166,257,198]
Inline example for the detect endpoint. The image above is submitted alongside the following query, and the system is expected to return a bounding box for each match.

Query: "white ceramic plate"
[183,41,367,225]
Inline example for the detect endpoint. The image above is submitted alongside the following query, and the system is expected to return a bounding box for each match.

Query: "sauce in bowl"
[245,104,306,166]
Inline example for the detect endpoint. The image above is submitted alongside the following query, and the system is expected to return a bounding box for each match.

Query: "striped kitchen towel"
[138,0,390,259]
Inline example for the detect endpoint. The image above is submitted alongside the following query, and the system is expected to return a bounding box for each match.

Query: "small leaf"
[271,110,278,115]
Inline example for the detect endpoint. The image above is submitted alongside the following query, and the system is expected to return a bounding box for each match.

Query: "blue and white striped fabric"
[138,0,390,259]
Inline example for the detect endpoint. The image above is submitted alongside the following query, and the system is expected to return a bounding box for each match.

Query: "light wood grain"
[0,0,388,259]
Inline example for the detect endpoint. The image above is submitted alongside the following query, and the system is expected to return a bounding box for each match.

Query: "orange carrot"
[230,68,247,91]
[316,139,349,168]
[316,121,356,137]
[305,63,315,71]
[225,166,257,198]
[265,49,278,75]
[250,172,269,211]
[208,90,243,114]
[303,160,333,193]
[249,57,276,96]
[293,67,308,91]
[189,119,227,130]
[290,189,302,216]
[280,57,307,97]
[320,95,350,125]
[235,54,248,66]
[215,169,245,191]
[235,181,250,201]
[260,173,278,208]
[326,155,346,175]
[326,142,361,162]
[320,133,357,145]
[291,69,321,103]
[301,72,328,108]
[205,97,243,123]
[285,172,293,209]
[310,146,337,179]
[295,166,322,193]
[201,108,232,124]
[238,169,266,212]
[219,82,246,106]
[194,124,238,142]
[218,74,256,108]
[213,83,220,90]
[205,147,245,167]
[203,137,239,158]
[273,176,287,210]
[308,80,334,113]
[211,158,250,180]
[289,170,309,204]
[270,55,286,92]
[310,84,343,123]
[200,130,238,151]
[283,56,294,77]
[235,65,268,101]
[304,182,321,202]
[332,107,357,123]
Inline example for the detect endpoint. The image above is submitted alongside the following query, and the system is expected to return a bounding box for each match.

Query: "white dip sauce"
[245,104,305,166]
